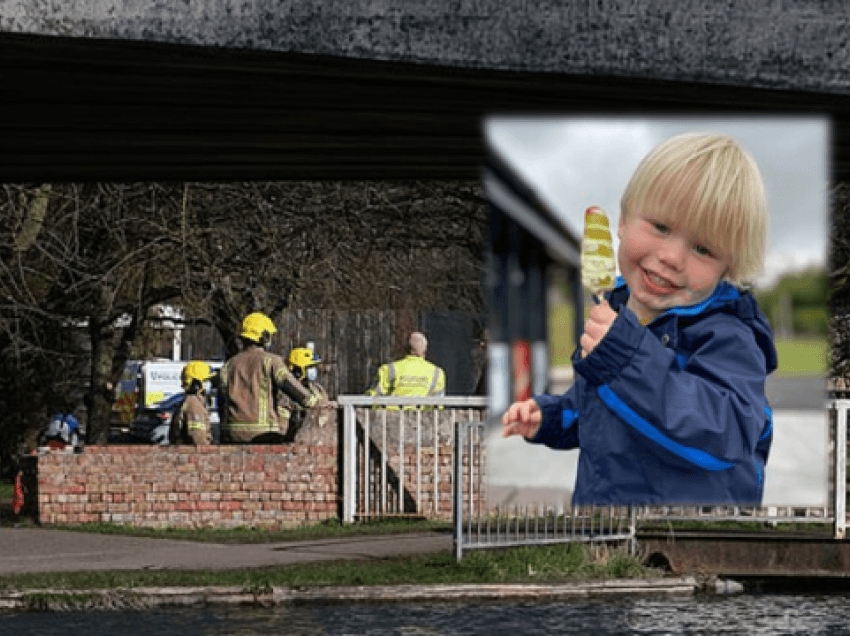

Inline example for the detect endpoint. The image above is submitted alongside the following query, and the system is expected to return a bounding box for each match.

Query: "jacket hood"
[607,278,778,375]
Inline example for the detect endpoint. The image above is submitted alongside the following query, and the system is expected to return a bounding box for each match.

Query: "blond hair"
[620,132,767,284]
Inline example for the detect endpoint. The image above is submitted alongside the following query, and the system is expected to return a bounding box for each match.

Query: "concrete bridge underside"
[2,2,850,182]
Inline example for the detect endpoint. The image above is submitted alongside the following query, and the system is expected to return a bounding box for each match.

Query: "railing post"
[342,403,357,523]
[453,419,465,560]
[834,400,848,539]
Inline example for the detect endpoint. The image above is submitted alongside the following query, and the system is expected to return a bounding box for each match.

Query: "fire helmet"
[240,312,277,344]
[182,361,211,388]
[288,347,321,380]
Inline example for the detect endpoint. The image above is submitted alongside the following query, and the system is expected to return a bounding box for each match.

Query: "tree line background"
[0,181,487,457]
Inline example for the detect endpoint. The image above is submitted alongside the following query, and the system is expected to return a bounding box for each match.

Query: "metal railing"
[337,395,487,523]
[340,396,850,558]
[635,399,846,538]
[450,400,850,559]
[452,417,637,559]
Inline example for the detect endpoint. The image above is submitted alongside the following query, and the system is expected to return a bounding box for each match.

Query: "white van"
[113,360,223,443]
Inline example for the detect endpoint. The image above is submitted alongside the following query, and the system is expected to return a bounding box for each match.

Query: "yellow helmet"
[287,347,321,379]
[182,361,211,387]
[240,312,277,344]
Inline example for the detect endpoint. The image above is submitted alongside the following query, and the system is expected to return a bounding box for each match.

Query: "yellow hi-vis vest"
[366,355,446,400]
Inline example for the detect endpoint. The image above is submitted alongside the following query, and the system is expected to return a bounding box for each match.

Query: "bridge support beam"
[640,532,850,578]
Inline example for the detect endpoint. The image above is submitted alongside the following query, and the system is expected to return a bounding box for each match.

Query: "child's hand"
[580,299,618,358]
[501,398,542,439]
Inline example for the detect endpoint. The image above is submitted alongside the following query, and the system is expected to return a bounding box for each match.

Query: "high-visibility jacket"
[366,355,446,401]
[219,346,319,443]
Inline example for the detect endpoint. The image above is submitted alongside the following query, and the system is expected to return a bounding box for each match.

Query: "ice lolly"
[581,206,617,300]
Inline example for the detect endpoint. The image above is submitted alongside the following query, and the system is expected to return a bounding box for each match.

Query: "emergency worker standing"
[219,312,321,443]
[170,361,212,445]
[281,347,335,440]
[366,332,446,405]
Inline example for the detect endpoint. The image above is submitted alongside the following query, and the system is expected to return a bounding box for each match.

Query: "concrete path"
[0,527,453,575]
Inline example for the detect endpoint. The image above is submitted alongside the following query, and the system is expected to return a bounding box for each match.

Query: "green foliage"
[792,307,829,336]
[755,268,829,337]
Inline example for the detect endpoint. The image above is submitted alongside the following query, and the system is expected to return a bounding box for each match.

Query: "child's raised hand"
[580,299,618,358]
[501,398,542,439]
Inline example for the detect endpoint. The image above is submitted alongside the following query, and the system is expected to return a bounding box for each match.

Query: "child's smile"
[617,212,729,323]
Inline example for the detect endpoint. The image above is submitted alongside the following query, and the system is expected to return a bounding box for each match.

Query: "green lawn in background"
[773,337,828,377]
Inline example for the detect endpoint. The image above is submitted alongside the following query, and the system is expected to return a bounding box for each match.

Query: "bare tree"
[0,183,185,444]
[0,179,486,453]
[177,180,485,354]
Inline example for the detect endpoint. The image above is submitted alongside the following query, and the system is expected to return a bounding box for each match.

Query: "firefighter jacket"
[170,392,210,445]
[528,279,777,506]
[366,354,446,403]
[219,346,320,443]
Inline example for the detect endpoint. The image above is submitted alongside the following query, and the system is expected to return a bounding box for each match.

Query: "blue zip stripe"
[597,384,734,471]
[562,409,579,430]
[760,406,773,441]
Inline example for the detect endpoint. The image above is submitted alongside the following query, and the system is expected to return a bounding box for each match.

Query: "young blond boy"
[502,132,777,505]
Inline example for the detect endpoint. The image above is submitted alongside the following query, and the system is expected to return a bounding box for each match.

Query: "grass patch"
[44,517,452,544]
[773,337,828,377]
[0,542,660,592]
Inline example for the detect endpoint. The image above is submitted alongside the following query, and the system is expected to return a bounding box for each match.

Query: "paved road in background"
[765,375,826,410]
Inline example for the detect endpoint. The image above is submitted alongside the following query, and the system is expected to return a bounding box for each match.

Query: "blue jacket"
[530,279,777,506]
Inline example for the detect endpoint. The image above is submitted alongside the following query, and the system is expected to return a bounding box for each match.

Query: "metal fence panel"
[342,397,850,558]
[451,418,636,560]
[450,401,850,559]
[338,395,487,524]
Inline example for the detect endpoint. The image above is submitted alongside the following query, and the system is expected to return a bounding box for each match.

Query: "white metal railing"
[339,396,850,557]
[833,398,848,539]
[636,400,847,538]
[452,417,636,559]
[449,400,850,559]
[337,395,487,523]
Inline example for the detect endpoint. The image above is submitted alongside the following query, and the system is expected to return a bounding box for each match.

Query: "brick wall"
[26,441,339,530]
[21,409,486,529]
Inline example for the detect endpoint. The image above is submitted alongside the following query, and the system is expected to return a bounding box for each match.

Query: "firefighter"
[218,312,322,443]
[366,331,446,407]
[281,346,335,439]
[169,361,212,445]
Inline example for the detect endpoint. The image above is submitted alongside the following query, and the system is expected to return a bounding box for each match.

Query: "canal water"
[4,592,850,635]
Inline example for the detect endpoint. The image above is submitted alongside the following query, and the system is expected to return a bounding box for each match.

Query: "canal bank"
[0,526,703,612]
[0,578,700,613]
